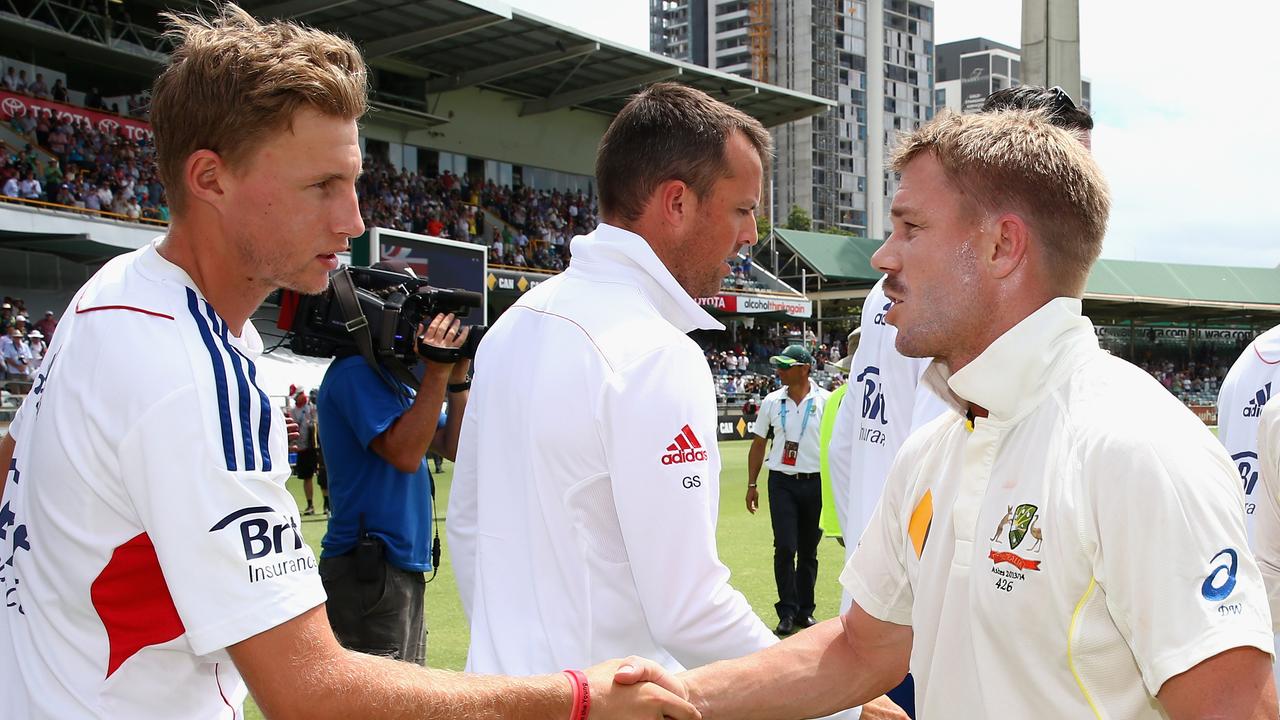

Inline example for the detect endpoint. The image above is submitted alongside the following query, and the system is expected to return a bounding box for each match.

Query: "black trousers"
[319,552,427,665]
[768,470,822,621]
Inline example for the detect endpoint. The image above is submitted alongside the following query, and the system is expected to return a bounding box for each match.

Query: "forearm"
[747,441,766,485]
[684,618,896,720]
[430,361,470,461]
[378,364,451,471]
[0,432,14,503]
[295,650,569,720]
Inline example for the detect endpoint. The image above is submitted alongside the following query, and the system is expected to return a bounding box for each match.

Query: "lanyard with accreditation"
[778,397,814,467]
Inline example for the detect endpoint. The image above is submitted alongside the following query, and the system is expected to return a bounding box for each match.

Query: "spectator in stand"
[26,330,45,369]
[2,67,19,92]
[28,73,49,100]
[18,171,41,200]
[15,70,30,95]
[2,174,18,198]
[34,311,56,342]
[84,86,104,110]
[50,78,67,102]
[1,327,32,379]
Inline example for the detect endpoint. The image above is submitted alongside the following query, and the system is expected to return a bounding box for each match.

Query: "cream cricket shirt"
[753,380,829,474]
[449,223,777,675]
[843,298,1272,718]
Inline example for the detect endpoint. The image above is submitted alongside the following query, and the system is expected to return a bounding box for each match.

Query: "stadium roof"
[770,228,1280,325]
[87,0,831,127]
[277,0,832,126]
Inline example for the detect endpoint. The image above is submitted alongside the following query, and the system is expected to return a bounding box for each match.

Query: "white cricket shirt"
[827,278,950,611]
[843,298,1272,718]
[752,380,830,474]
[0,242,324,719]
[1218,324,1280,538]
[1217,324,1280,685]
[450,223,777,675]
[1255,400,1280,633]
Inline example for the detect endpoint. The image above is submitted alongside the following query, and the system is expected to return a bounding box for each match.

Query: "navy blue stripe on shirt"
[207,302,257,471]
[186,288,237,471]
[230,343,273,472]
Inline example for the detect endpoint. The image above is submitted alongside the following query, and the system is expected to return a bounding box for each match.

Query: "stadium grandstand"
[1,0,1279,431]
[0,0,832,422]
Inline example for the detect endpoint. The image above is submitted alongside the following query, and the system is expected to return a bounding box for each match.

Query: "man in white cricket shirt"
[1223,323,1280,686]
[450,82,896,718]
[656,109,1277,718]
[0,7,694,720]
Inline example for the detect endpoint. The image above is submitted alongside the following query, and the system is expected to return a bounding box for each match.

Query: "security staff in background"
[746,344,831,636]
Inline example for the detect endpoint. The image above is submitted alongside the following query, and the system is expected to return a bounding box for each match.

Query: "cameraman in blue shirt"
[318,309,470,664]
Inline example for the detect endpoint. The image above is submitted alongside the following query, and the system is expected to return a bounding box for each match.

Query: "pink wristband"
[563,669,590,720]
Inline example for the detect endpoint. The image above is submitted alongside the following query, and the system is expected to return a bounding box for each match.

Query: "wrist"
[562,669,590,720]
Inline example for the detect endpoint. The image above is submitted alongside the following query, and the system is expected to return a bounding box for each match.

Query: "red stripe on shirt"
[215,662,238,720]
[681,425,702,449]
[91,532,186,678]
[75,303,175,320]
[1256,345,1280,365]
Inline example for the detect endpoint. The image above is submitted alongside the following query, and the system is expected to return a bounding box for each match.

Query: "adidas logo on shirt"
[1243,383,1271,418]
[662,424,708,465]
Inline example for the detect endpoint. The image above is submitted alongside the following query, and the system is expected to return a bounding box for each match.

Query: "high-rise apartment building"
[651,0,935,237]
[935,37,1091,114]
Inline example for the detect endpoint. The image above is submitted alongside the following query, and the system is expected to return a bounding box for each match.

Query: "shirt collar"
[136,237,263,351]
[922,297,1097,422]
[567,223,725,333]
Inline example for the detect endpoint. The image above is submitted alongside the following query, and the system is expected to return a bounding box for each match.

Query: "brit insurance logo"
[988,503,1044,593]
[856,366,888,446]
[1243,382,1271,418]
[1234,451,1260,502]
[209,505,316,584]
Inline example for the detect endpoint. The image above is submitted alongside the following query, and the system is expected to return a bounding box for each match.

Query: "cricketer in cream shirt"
[843,297,1272,718]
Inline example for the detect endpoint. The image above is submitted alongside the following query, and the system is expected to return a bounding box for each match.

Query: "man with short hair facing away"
[452,81,891,719]
[0,7,696,719]
[745,344,831,637]
[450,80,779,675]
[651,109,1277,719]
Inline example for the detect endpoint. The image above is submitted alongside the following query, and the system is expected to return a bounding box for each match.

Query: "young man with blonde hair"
[637,108,1278,718]
[0,6,695,719]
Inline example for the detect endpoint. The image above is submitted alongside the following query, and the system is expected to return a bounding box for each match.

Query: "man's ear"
[987,212,1030,280]
[183,149,231,211]
[654,178,695,232]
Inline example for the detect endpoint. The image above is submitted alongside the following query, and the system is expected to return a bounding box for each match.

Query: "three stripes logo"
[1242,382,1271,418]
[662,425,708,465]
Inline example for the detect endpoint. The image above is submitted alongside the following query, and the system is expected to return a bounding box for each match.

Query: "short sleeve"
[118,385,324,656]
[841,441,917,626]
[323,360,410,449]
[1082,429,1274,694]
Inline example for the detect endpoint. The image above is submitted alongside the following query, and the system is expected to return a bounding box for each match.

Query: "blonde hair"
[150,4,368,213]
[892,109,1110,293]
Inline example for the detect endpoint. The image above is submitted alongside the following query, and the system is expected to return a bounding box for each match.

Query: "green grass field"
[245,439,847,719]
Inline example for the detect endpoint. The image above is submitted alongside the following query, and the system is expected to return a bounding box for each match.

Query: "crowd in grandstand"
[2,113,168,221]
[0,298,56,398]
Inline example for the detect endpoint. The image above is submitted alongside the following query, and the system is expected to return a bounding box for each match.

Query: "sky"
[505,0,1280,269]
